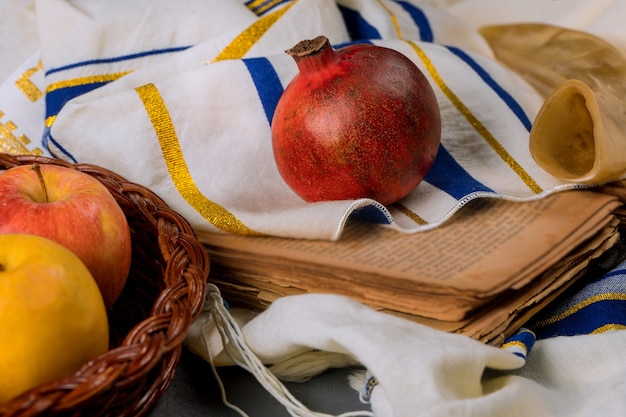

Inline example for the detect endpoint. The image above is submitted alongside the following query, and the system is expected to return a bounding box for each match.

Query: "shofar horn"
[480,23,626,184]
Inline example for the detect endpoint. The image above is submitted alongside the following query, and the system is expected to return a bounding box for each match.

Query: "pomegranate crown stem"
[286,35,332,59]
[285,35,338,73]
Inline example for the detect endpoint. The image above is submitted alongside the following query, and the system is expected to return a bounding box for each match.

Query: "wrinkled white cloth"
[187,289,626,417]
[0,0,592,240]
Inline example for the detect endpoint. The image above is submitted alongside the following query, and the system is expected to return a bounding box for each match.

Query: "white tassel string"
[202,284,375,417]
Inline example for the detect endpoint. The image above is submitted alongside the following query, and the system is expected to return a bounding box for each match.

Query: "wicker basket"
[0,153,210,417]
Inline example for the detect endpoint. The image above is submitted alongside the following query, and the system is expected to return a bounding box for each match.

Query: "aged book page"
[207,214,618,339]
[203,190,621,321]
[390,217,620,344]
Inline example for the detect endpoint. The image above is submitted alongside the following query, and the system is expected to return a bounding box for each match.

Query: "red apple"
[0,163,131,308]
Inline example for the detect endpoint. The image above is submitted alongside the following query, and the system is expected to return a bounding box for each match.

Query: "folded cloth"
[8,0,595,240]
[188,283,626,417]
[4,2,626,240]
[183,238,626,417]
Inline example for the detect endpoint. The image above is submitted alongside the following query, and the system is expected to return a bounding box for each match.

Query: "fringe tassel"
[270,350,361,383]
[202,283,376,417]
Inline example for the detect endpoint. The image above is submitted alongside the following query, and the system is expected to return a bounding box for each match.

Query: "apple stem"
[31,163,49,203]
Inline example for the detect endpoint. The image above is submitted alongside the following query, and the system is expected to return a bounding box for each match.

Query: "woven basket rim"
[0,153,210,417]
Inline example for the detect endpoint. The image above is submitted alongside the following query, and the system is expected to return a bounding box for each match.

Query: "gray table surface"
[147,348,369,417]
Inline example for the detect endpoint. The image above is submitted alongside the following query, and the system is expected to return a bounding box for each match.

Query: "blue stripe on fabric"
[45,46,192,76]
[44,132,77,163]
[527,260,626,339]
[446,46,533,132]
[501,328,536,360]
[45,82,110,119]
[395,1,434,42]
[543,268,626,318]
[338,5,382,40]
[510,328,536,349]
[532,300,626,339]
[350,205,393,224]
[425,144,494,200]
[243,57,284,124]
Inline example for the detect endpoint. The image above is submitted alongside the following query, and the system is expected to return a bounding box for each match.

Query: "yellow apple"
[0,234,109,403]
[0,163,131,308]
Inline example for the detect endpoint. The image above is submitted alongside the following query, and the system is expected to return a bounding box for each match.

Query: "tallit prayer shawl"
[2,1,626,416]
[0,0,591,240]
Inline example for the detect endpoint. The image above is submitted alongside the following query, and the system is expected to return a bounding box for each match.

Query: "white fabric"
[435,0,626,55]
[0,0,38,81]
[189,290,626,417]
[2,0,598,240]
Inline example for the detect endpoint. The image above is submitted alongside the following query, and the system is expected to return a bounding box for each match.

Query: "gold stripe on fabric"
[135,83,261,236]
[15,60,43,102]
[532,293,626,327]
[45,115,56,128]
[376,0,403,39]
[591,323,626,334]
[405,41,543,194]
[46,71,132,93]
[211,1,295,62]
[500,340,528,351]
[139,3,292,233]
[500,328,535,351]
[392,202,427,225]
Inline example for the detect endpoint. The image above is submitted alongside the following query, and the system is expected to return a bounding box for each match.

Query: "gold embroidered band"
[135,83,261,236]
[137,3,296,234]
[211,1,295,62]
[0,111,44,156]
[532,293,626,327]
[591,323,626,334]
[46,72,132,93]
[15,60,43,102]
[392,202,428,225]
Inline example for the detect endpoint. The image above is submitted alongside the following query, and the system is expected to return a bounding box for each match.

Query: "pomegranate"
[271,35,441,205]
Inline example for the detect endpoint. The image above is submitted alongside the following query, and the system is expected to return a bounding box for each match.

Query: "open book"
[201,190,623,345]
